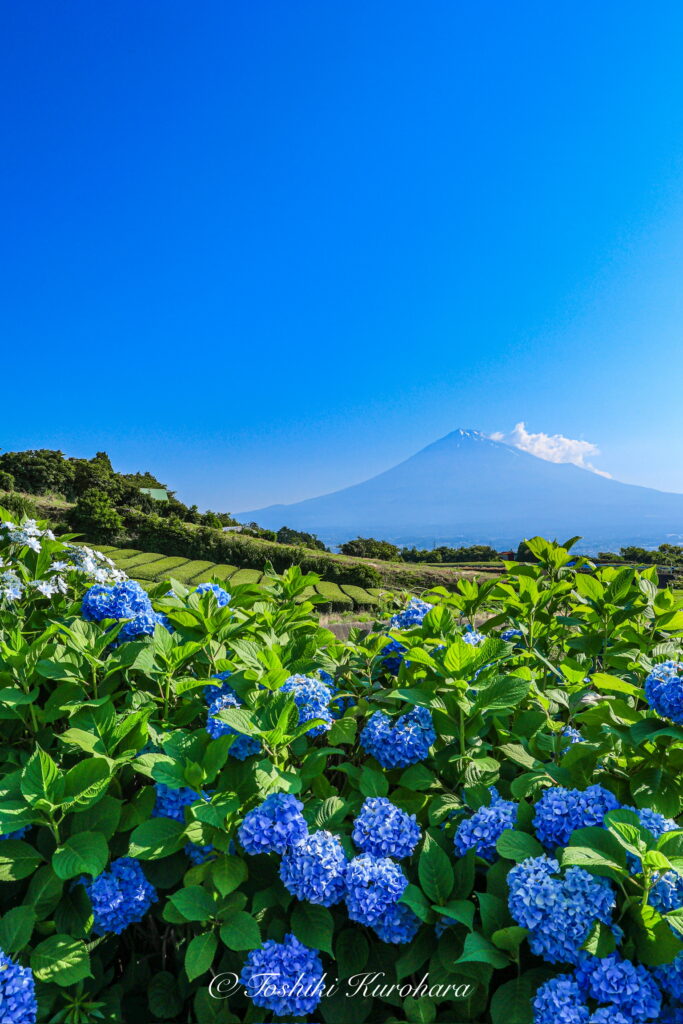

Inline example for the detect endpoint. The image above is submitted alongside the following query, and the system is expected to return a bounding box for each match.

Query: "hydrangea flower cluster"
[280,674,334,736]
[562,726,584,745]
[372,901,421,944]
[649,870,683,914]
[454,787,518,861]
[630,805,678,840]
[575,954,662,1021]
[152,783,206,822]
[352,797,421,859]
[184,843,215,866]
[654,951,683,1002]
[194,582,231,606]
[0,570,24,602]
[360,706,436,769]
[344,853,408,925]
[463,627,485,646]
[389,598,433,629]
[532,974,589,1024]
[533,960,661,1024]
[204,677,261,759]
[508,855,615,964]
[27,576,68,598]
[533,784,621,848]
[85,858,157,935]
[63,544,126,584]
[0,518,53,553]
[381,638,408,675]
[238,793,308,855]
[501,628,523,642]
[240,933,324,1017]
[81,580,169,641]
[645,661,683,724]
[0,948,37,1024]
[280,830,347,906]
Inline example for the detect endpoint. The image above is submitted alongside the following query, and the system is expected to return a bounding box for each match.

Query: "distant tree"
[340,537,402,561]
[202,511,222,529]
[0,471,14,492]
[69,489,123,542]
[0,449,74,496]
[401,544,499,563]
[276,526,327,551]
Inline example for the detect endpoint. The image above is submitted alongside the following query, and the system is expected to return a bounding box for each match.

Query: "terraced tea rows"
[95,545,383,611]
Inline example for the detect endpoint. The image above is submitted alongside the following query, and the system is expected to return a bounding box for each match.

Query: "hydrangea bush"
[3,515,683,1022]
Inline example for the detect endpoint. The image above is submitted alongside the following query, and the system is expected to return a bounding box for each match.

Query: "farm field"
[94,543,383,611]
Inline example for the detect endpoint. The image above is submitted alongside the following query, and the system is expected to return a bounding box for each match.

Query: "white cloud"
[492,422,612,478]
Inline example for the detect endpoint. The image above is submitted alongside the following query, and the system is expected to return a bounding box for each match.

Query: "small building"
[139,487,169,502]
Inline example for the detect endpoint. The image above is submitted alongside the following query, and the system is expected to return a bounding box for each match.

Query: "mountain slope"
[238,429,683,551]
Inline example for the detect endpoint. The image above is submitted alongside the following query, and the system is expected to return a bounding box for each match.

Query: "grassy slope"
[21,492,503,602]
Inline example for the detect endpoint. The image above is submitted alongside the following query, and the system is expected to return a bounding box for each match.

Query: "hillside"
[240,428,683,551]
[9,492,497,601]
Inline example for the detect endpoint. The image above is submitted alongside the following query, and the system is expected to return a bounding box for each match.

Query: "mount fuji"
[237,429,683,552]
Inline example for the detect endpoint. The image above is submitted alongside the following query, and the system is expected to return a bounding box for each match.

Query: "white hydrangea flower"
[0,570,24,602]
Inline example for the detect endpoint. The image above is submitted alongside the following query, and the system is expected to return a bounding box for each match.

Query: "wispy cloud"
[490,422,612,478]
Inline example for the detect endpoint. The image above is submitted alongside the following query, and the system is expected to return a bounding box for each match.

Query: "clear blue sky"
[3,2,683,513]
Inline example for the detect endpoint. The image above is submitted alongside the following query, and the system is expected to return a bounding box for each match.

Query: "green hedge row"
[117,509,382,588]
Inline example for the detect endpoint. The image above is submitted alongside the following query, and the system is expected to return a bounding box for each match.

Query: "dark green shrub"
[0,470,14,491]
[340,536,402,560]
[69,488,123,542]
[0,492,37,518]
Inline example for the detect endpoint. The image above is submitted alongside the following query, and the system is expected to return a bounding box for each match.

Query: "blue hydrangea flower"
[645,661,683,724]
[390,598,433,629]
[82,580,170,640]
[82,579,150,620]
[649,871,683,914]
[533,785,621,849]
[344,854,408,925]
[238,793,308,855]
[85,858,157,935]
[184,843,216,866]
[0,826,30,841]
[655,952,683,1002]
[508,855,615,964]
[352,797,421,859]
[194,582,231,606]
[118,609,170,641]
[240,933,324,1017]
[280,674,334,737]
[533,974,589,1024]
[463,627,485,646]
[589,1012,634,1024]
[0,948,37,1024]
[372,902,421,944]
[280,830,347,906]
[454,789,518,861]
[381,638,408,675]
[205,683,261,759]
[360,706,436,769]
[152,783,206,823]
[575,954,661,1021]
[626,805,678,840]
[661,1008,683,1024]
[562,726,584,745]
[501,628,523,642]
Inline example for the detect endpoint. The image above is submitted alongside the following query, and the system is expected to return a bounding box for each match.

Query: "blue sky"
[3,2,683,513]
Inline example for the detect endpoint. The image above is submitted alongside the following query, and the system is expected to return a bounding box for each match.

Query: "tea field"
[93,544,384,611]
[4,514,683,1024]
